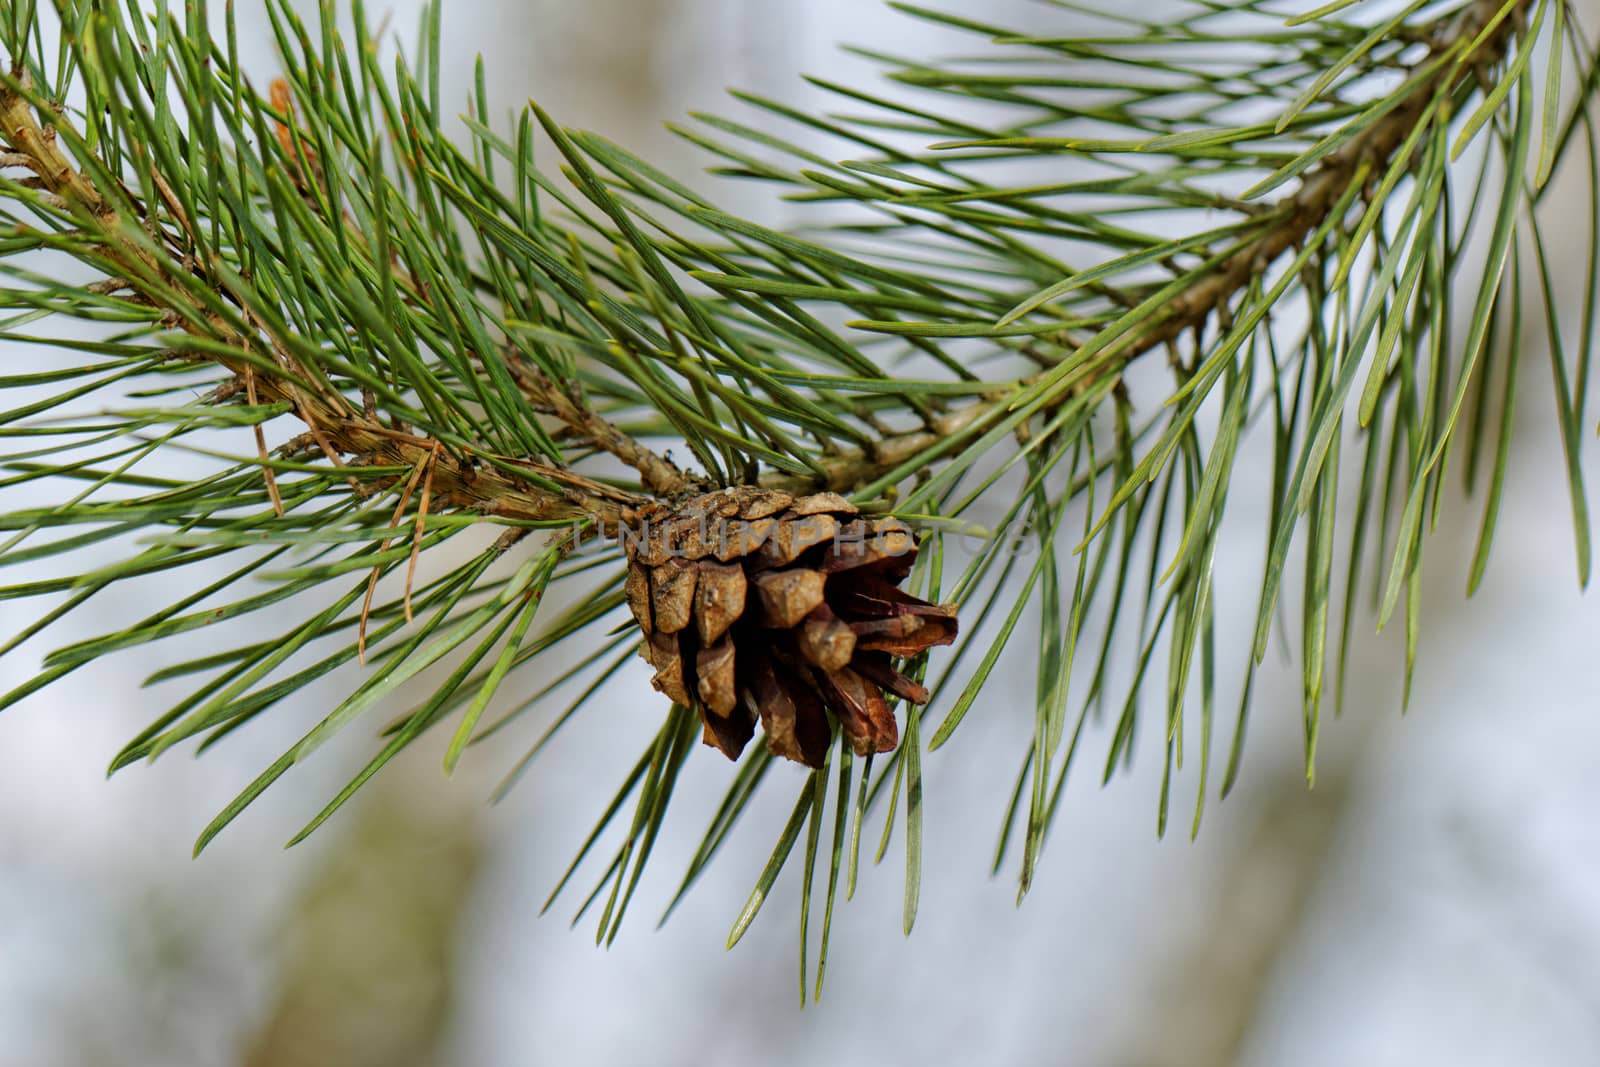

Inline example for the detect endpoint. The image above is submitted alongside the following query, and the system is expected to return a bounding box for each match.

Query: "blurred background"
[0,2,1597,1065]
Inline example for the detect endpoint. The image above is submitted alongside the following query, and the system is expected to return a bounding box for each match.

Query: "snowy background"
[0,2,1596,1065]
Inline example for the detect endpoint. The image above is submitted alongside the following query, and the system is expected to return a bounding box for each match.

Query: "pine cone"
[620,487,957,768]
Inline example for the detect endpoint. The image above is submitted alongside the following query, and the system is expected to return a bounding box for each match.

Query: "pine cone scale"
[695,638,738,716]
[798,604,855,672]
[644,630,690,706]
[649,560,696,634]
[750,568,826,628]
[692,562,746,645]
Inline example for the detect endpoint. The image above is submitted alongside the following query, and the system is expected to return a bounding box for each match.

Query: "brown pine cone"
[619,487,957,768]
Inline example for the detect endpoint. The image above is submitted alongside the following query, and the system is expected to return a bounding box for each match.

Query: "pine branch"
[797,0,1532,497]
[0,0,1586,996]
[0,78,657,526]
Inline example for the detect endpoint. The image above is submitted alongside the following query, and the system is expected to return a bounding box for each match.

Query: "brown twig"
[507,360,705,499]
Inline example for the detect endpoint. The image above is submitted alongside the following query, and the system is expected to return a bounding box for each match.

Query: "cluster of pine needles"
[0,0,1592,997]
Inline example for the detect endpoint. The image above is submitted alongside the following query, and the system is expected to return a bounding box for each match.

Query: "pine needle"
[243,366,284,518]
[359,447,432,663]
[404,441,442,625]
